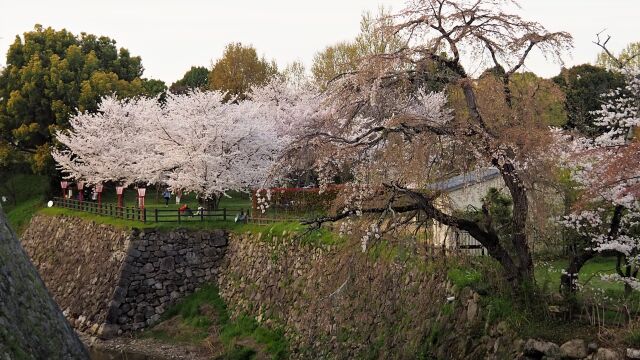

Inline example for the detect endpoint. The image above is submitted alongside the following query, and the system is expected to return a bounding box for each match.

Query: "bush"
[626,328,640,347]
[253,187,339,215]
[447,267,483,288]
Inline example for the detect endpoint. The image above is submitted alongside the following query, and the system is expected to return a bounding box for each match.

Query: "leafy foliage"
[552,64,625,136]
[596,42,640,73]
[208,43,277,101]
[0,25,164,172]
[170,66,209,94]
[311,8,403,87]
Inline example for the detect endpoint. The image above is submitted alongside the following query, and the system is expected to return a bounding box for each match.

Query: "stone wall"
[113,228,227,332]
[21,215,227,338]
[218,233,456,359]
[1,209,88,359]
[218,234,631,359]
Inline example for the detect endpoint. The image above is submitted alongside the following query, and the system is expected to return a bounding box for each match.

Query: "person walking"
[162,189,171,207]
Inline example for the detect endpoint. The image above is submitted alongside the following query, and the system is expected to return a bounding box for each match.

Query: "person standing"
[162,189,171,207]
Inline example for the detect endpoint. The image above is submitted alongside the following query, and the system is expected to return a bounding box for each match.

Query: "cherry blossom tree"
[53,79,303,207]
[558,71,640,293]
[52,96,162,186]
[276,0,572,290]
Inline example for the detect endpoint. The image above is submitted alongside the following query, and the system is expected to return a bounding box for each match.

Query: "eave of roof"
[430,168,501,193]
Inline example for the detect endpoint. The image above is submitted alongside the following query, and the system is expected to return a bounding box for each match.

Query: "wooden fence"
[54,197,147,222]
[53,197,253,224]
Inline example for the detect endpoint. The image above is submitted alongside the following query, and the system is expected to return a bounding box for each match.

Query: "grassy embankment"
[141,284,288,360]
[5,174,640,351]
[0,174,50,233]
[447,255,640,346]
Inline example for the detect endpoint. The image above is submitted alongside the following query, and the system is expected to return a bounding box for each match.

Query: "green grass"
[143,284,288,359]
[164,284,229,327]
[38,206,240,231]
[37,206,342,249]
[535,256,629,298]
[1,174,49,233]
[447,266,484,289]
[626,328,640,347]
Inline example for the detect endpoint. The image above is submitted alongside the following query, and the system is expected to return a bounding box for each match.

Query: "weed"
[447,267,483,289]
[145,284,288,359]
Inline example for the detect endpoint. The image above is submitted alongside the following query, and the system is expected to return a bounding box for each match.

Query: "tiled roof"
[430,168,501,192]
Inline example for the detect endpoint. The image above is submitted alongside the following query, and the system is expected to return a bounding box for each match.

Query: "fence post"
[223,208,227,221]
[155,208,158,223]
[143,208,146,223]
[200,209,204,222]
[178,209,181,224]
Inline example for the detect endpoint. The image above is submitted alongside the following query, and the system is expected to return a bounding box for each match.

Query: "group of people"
[162,188,248,223]
[74,186,98,202]
[162,189,181,206]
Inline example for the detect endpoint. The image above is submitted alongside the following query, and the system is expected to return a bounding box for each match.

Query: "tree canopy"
[277,0,573,290]
[311,8,403,87]
[207,43,277,101]
[552,64,625,136]
[169,66,209,94]
[596,41,640,73]
[0,25,165,172]
[52,79,303,205]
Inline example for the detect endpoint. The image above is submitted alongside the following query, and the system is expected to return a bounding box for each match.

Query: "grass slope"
[142,284,288,360]
[1,174,49,233]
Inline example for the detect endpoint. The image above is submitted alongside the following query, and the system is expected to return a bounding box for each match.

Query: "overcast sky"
[0,0,637,84]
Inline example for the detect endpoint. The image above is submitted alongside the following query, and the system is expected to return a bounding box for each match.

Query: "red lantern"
[60,181,69,199]
[116,186,124,208]
[96,183,104,207]
[137,188,146,209]
[77,181,85,202]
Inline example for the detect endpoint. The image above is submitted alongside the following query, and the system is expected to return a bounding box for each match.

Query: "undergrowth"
[142,284,288,360]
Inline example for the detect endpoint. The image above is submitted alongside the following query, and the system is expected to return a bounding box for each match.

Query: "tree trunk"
[560,250,595,294]
[199,194,220,211]
[561,205,624,294]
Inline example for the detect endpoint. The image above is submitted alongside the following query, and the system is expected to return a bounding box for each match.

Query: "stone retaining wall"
[1,210,89,359]
[21,215,227,338]
[112,229,227,333]
[218,234,454,359]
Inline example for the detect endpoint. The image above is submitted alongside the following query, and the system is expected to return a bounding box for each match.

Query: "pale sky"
[0,0,638,84]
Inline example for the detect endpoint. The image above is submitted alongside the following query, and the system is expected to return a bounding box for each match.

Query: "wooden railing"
[54,197,147,222]
[53,197,254,224]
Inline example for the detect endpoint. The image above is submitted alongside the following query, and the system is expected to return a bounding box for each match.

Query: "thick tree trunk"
[0,207,89,358]
[459,77,535,289]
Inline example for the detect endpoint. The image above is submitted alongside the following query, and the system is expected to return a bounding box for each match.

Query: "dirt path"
[80,333,213,360]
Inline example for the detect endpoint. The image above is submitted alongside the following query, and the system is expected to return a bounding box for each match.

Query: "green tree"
[208,43,277,100]
[596,41,640,73]
[510,72,567,127]
[311,42,359,87]
[311,8,404,87]
[169,66,209,94]
[141,78,167,97]
[552,64,625,136]
[0,25,163,172]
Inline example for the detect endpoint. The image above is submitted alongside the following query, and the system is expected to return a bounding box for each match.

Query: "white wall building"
[430,168,505,255]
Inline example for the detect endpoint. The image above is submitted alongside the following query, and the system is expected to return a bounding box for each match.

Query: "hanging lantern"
[96,183,104,207]
[116,186,125,208]
[77,181,85,202]
[60,181,69,199]
[137,188,146,209]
